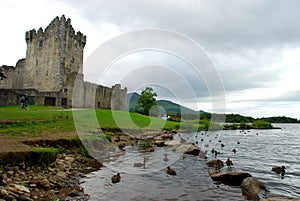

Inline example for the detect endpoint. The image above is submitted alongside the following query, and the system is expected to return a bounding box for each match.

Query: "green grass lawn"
[0,105,70,120]
[0,105,187,137]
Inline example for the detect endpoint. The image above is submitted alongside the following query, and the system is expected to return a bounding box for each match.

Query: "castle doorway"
[44,97,56,106]
[61,98,67,108]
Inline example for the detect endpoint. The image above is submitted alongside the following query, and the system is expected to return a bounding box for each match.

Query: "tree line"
[134,87,299,123]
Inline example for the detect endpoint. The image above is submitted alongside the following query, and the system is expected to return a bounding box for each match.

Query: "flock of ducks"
[111,165,177,184]
[110,130,286,184]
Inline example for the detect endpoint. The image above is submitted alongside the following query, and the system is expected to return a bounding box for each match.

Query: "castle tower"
[23,15,86,92]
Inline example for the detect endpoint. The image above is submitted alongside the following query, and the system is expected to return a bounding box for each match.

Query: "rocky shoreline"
[0,151,102,201]
[2,129,299,201]
[0,129,179,201]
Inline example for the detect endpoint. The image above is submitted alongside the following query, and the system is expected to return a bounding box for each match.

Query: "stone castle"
[0,15,127,110]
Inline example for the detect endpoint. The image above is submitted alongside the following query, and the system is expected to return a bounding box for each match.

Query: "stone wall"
[0,89,63,107]
[0,65,14,89]
[24,15,86,92]
[12,59,26,89]
[0,15,127,110]
[71,78,127,110]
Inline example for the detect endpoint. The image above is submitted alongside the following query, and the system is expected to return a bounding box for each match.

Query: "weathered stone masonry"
[0,15,127,110]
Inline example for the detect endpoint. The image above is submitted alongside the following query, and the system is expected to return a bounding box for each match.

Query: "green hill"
[156,100,198,115]
[127,92,198,115]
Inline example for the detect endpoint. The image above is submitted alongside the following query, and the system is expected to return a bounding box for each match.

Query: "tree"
[135,87,158,116]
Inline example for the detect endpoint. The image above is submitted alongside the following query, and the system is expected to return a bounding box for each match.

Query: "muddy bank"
[0,138,102,201]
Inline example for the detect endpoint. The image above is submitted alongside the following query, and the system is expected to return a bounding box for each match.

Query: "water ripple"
[81,124,300,200]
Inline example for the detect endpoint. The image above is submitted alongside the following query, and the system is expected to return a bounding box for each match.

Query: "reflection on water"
[81,124,300,200]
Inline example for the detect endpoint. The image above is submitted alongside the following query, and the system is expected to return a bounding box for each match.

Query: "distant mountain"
[156,100,198,115]
[127,93,299,123]
[127,92,198,115]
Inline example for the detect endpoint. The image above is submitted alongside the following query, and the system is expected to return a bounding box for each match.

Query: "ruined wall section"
[111,84,127,111]
[0,59,26,89]
[0,65,15,89]
[12,58,26,89]
[95,85,112,109]
[70,81,127,110]
[24,15,86,92]
[94,84,127,110]
[83,81,97,108]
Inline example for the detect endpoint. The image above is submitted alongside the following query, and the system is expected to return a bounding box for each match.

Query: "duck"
[134,157,146,168]
[163,154,169,163]
[221,143,225,148]
[232,148,237,154]
[149,147,155,152]
[214,163,222,173]
[166,166,177,175]
[226,158,233,170]
[111,173,121,183]
[272,166,285,176]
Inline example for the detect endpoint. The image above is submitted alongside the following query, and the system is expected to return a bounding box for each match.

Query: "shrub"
[30,147,58,166]
[252,120,273,129]
[78,146,90,157]
[104,132,112,142]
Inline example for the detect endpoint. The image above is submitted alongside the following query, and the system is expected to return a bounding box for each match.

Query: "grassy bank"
[0,105,74,137]
[0,106,185,137]
[223,120,275,130]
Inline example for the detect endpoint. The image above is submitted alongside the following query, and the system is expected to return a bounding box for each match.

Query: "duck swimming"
[272,166,285,176]
[163,154,169,163]
[166,166,177,175]
[111,173,121,183]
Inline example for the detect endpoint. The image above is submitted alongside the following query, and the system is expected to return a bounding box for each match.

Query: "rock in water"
[206,159,224,168]
[241,177,266,200]
[209,171,252,186]
[176,144,201,156]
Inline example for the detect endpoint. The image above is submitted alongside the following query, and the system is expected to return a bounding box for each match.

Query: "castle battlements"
[25,15,86,47]
[0,15,127,110]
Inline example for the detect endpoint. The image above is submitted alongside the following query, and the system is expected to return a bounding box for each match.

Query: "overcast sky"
[1,0,300,118]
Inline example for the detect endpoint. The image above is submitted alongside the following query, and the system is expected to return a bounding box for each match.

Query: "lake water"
[80,124,300,200]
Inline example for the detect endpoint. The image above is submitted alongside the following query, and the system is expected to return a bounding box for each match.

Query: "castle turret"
[0,15,127,110]
[23,15,86,92]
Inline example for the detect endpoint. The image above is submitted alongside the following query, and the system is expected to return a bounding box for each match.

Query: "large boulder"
[165,139,181,146]
[209,171,252,186]
[241,177,266,200]
[176,144,201,156]
[206,159,224,168]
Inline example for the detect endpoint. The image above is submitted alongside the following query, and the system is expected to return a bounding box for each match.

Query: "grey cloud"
[61,0,300,48]
[58,0,300,114]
